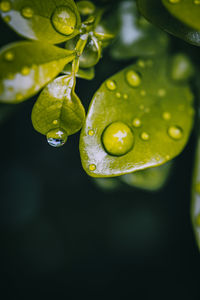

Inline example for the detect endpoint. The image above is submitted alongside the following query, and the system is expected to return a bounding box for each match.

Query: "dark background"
[0,11,200,298]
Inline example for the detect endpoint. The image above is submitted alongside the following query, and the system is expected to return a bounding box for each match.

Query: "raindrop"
[106,79,116,91]
[51,6,76,35]
[132,118,142,128]
[0,1,11,12]
[102,121,134,156]
[126,70,141,88]
[21,6,34,19]
[89,164,96,171]
[140,132,150,141]
[168,125,183,140]
[47,128,68,148]
[53,120,58,125]
[4,51,14,61]
[88,130,94,136]
[162,112,171,121]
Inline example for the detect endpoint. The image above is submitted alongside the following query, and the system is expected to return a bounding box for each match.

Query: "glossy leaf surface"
[80,56,194,177]
[137,0,200,46]
[31,75,85,137]
[0,41,75,103]
[110,0,168,60]
[0,0,81,44]
[62,63,95,80]
[162,0,200,31]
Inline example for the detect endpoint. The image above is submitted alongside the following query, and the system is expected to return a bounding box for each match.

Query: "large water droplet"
[21,6,34,19]
[168,125,183,140]
[126,70,141,87]
[102,122,134,156]
[0,1,11,12]
[47,128,68,148]
[51,6,76,36]
[106,80,116,91]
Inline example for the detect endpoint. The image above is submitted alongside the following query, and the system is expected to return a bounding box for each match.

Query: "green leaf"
[110,0,169,60]
[191,133,200,250]
[120,161,172,191]
[31,75,85,140]
[62,63,95,80]
[137,0,200,46]
[80,55,194,177]
[0,0,81,44]
[162,0,200,31]
[0,41,75,103]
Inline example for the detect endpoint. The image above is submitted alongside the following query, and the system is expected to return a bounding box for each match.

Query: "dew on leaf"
[116,92,121,98]
[21,66,30,76]
[125,70,141,87]
[140,132,150,141]
[21,7,34,19]
[4,51,14,62]
[51,6,76,36]
[106,80,117,91]
[0,1,11,12]
[132,118,142,128]
[53,120,58,125]
[89,164,96,171]
[123,94,128,99]
[162,112,171,121]
[102,122,134,156]
[47,128,68,148]
[168,125,183,140]
[88,130,94,136]
[137,60,145,68]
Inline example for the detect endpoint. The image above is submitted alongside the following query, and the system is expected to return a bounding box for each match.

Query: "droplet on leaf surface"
[51,6,76,36]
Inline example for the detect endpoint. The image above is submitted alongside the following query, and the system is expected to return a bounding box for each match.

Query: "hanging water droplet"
[132,118,142,128]
[51,6,76,35]
[116,92,121,98]
[4,51,14,61]
[140,132,150,141]
[195,182,200,194]
[168,125,183,140]
[21,66,30,76]
[162,112,171,121]
[106,80,116,91]
[102,122,134,156]
[21,6,34,19]
[88,130,94,136]
[126,70,141,88]
[0,1,11,12]
[89,164,96,171]
[47,128,68,148]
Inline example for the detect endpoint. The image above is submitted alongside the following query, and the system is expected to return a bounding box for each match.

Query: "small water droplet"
[89,164,96,171]
[168,0,181,3]
[162,112,171,121]
[0,1,11,12]
[140,132,150,141]
[53,120,58,125]
[21,6,34,19]
[137,60,145,68]
[140,90,146,96]
[16,93,23,101]
[4,51,14,61]
[51,6,76,36]
[3,15,10,23]
[106,79,116,91]
[157,89,166,97]
[47,128,68,148]
[168,125,183,140]
[126,70,141,88]
[116,92,121,98]
[195,182,200,194]
[132,118,142,128]
[21,66,30,76]
[123,94,128,99]
[88,130,94,136]
[102,122,134,156]
[194,0,200,4]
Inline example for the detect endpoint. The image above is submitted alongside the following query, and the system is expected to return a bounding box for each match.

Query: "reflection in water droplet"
[51,6,76,35]
[88,130,94,136]
[4,51,14,61]
[47,128,68,148]
[21,7,34,19]
[102,122,134,156]
[126,70,141,87]
[195,182,200,194]
[3,15,11,23]
[162,112,171,121]
[123,94,128,99]
[89,164,96,171]
[106,80,116,91]
[116,92,121,98]
[21,66,30,76]
[157,89,166,97]
[168,125,183,140]
[140,132,150,141]
[0,1,11,12]
[132,118,142,128]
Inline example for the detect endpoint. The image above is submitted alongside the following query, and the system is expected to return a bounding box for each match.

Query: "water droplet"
[16,93,23,101]
[137,60,145,68]
[195,182,200,194]
[140,132,150,141]
[3,15,10,23]
[0,1,11,12]
[89,164,96,171]
[51,6,76,36]
[168,126,183,140]
[88,130,94,136]
[162,112,171,121]
[21,6,34,19]
[140,90,146,96]
[116,92,121,98]
[21,66,30,76]
[106,79,116,91]
[157,89,166,97]
[47,128,68,148]
[168,0,181,3]
[132,118,142,128]
[123,94,128,99]
[53,120,58,125]
[102,122,134,156]
[126,70,141,88]
[194,0,200,4]
[4,51,14,61]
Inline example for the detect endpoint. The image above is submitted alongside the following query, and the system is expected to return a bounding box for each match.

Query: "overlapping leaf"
[80,55,194,177]
[62,63,95,80]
